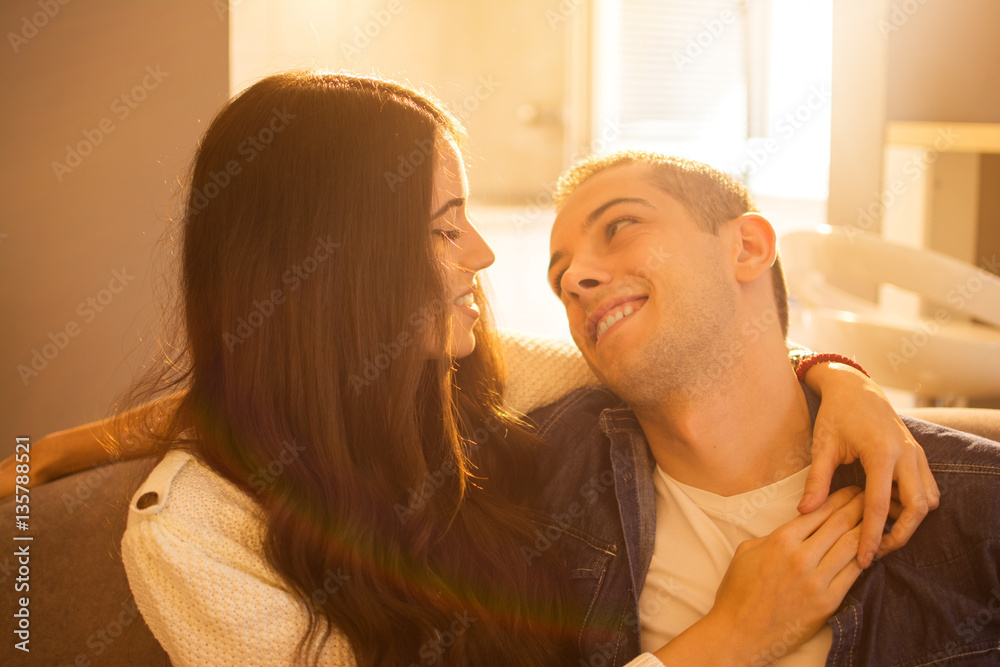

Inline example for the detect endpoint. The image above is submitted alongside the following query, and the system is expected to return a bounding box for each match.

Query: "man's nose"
[562,258,612,299]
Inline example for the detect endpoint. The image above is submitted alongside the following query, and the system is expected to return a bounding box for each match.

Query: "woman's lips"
[453,290,479,318]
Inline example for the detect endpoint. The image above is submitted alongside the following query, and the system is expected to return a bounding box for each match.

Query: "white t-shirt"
[638,465,833,665]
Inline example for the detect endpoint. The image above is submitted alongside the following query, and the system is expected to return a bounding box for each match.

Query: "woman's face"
[429,137,495,359]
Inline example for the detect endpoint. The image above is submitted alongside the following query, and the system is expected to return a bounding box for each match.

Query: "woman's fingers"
[854,447,895,568]
[799,421,840,513]
[919,446,942,509]
[825,525,866,598]
[709,487,872,660]
[876,446,938,558]
[801,488,866,570]
[783,486,863,543]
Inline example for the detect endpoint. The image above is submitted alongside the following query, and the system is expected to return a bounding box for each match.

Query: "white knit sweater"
[121,331,663,666]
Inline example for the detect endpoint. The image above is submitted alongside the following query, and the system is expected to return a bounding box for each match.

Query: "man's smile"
[586,295,649,343]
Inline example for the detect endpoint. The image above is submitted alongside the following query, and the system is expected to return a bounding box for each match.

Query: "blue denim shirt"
[528,386,1000,666]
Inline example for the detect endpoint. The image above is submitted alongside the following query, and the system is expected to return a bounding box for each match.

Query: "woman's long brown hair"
[118,71,577,665]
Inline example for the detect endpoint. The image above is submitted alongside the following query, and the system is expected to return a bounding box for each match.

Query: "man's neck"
[633,340,814,497]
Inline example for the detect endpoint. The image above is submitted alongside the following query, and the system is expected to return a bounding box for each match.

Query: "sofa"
[1,456,169,665]
[2,407,999,665]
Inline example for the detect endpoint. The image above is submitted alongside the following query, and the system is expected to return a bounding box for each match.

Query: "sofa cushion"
[0,456,169,666]
[902,408,1000,443]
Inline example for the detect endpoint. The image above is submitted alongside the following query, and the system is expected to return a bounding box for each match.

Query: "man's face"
[547,163,739,406]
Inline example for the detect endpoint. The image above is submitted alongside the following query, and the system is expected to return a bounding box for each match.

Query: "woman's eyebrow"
[430,197,464,220]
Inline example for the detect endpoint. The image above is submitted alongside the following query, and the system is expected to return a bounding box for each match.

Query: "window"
[591,0,832,203]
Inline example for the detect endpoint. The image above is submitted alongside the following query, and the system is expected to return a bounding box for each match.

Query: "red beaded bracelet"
[794,353,870,383]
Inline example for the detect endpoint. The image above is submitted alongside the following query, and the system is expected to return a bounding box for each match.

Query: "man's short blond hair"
[554,151,789,337]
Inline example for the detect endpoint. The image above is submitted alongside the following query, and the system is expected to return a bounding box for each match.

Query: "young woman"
[3,71,937,666]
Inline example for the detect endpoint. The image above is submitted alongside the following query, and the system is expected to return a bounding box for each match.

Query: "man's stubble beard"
[602,269,741,411]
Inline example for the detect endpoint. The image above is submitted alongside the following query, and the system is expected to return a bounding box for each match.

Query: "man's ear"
[729,213,777,284]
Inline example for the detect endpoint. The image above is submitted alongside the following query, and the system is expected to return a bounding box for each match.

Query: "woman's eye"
[433,228,464,243]
[551,270,567,295]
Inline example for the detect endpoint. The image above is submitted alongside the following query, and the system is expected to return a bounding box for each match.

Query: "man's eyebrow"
[430,197,464,221]
[584,197,655,231]
[548,197,655,273]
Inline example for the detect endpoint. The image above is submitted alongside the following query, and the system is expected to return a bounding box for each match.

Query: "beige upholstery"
[903,408,1000,443]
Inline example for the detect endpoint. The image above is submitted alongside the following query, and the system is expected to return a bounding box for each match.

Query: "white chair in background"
[780,225,1000,403]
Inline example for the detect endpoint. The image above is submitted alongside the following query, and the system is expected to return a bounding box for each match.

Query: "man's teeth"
[596,305,634,341]
[454,293,474,307]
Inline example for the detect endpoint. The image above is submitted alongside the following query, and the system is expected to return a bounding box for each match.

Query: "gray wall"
[829,0,1000,235]
[884,0,1000,278]
[885,0,1000,124]
[0,1,228,458]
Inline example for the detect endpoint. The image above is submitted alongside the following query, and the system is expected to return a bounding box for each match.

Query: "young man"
[537,152,1000,666]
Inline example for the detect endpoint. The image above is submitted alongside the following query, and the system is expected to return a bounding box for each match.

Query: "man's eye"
[607,218,636,239]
